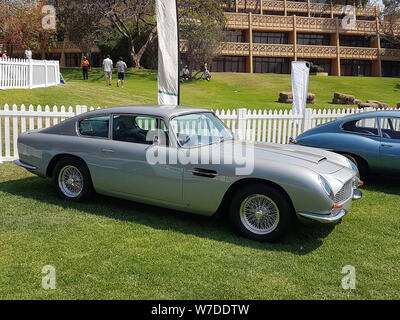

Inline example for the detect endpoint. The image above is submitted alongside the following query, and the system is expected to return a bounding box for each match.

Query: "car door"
[94,114,183,206]
[378,117,400,174]
[341,117,381,171]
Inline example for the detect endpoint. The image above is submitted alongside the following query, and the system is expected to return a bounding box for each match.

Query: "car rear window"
[342,118,379,136]
[79,116,110,138]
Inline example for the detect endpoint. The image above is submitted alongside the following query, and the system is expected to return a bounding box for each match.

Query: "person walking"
[102,55,113,86]
[25,48,32,60]
[1,50,8,59]
[115,57,127,88]
[81,56,90,80]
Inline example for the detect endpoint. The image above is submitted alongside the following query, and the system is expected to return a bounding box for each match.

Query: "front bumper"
[297,188,362,224]
[297,208,348,223]
[13,159,37,170]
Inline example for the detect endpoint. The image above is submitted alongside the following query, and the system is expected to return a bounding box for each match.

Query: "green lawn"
[0,162,399,299]
[0,68,399,110]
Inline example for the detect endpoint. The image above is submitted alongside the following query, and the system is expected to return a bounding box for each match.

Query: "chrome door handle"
[192,168,217,178]
[101,148,115,153]
[381,143,392,147]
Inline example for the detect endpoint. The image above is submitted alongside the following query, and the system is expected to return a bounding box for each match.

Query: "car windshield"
[170,112,234,148]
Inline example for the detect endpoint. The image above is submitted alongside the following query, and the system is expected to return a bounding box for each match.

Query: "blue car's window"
[380,118,400,140]
[79,116,110,138]
[342,118,379,136]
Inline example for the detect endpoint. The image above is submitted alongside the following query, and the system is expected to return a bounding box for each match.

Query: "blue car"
[292,111,400,177]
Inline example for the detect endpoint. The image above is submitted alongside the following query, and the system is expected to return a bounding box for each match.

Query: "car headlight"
[346,158,360,178]
[319,175,334,200]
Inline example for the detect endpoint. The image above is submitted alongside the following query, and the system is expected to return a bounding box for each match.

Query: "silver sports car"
[14,106,363,242]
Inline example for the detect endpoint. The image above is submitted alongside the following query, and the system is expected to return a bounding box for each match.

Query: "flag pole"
[176,0,181,106]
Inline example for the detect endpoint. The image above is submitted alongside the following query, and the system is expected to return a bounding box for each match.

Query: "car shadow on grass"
[0,176,339,255]
[362,174,400,195]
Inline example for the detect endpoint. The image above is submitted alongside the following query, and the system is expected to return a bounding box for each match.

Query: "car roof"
[79,105,211,119]
[339,110,400,122]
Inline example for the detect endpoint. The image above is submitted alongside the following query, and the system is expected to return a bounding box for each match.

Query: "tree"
[53,1,103,59]
[179,0,226,76]
[84,0,157,69]
[0,0,57,56]
[381,0,400,45]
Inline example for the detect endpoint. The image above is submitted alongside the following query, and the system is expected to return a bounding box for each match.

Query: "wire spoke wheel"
[58,165,84,198]
[240,194,280,235]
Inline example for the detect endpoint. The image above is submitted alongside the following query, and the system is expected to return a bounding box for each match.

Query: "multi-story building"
[3,0,400,77]
[211,0,400,77]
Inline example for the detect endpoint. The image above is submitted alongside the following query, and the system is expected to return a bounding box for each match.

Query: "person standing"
[182,65,190,81]
[102,55,113,86]
[115,57,127,88]
[1,50,8,59]
[25,48,32,60]
[81,56,90,80]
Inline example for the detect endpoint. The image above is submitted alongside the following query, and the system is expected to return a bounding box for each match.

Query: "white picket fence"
[0,104,398,163]
[0,58,60,90]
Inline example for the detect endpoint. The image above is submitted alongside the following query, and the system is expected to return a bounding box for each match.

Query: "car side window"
[379,117,400,140]
[342,118,379,136]
[113,115,168,145]
[79,116,110,138]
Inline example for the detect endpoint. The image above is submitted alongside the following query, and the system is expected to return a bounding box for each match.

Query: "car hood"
[242,141,346,175]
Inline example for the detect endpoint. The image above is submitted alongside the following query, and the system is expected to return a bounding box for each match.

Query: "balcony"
[252,14,294,31]
[220,42,250,56]
[230,0,378,18]
[226,13,250,29]
[225,12,379,35]
[296,16,336,33]
[381,22,400,36]
[380,48,400,61]
[297,45,337,58]
[218,42,400,62]
[252,43,294,57]
[340,47,378,59]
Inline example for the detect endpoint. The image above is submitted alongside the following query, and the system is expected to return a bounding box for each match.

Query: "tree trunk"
[128,26,157,69]
[131,48,143,69]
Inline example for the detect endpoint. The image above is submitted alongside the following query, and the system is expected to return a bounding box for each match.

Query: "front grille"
[334,180,353,204]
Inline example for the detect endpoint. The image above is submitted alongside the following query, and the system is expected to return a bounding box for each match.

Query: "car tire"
[53,157,94,202]
[229,184,295,242]
[342,153,368,178]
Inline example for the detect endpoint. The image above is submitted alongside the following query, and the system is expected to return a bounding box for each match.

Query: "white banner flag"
[291,61,310,114]
[156,0,180,106]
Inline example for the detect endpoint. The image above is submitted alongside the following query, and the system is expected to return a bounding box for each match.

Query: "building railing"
[252,14,294,31]
[0,58,60,90]
[219,42,400,61]
[340,47,379,60]
[252,43,294,57]
[297,45,337,58]
[220,42,251,56]
[380,48,400,61]
[229,0,378,18]
[225,12,392,35]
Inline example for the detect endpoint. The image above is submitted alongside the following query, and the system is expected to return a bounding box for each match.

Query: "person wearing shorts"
[116,57,127,88]
[102,55,113,86]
